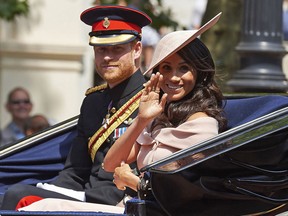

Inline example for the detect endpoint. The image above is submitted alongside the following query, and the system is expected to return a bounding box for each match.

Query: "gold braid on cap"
[85,84,108,96]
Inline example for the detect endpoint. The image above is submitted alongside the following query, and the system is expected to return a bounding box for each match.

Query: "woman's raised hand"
[139,72,167,122]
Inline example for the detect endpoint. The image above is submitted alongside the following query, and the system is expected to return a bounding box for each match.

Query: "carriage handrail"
[0,116,79,159]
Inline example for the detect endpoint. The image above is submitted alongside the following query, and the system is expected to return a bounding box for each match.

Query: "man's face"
[6,90,32,121]
[93,41,141,88]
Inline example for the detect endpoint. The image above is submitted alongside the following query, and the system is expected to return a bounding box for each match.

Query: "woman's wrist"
[122,170,140,191]
[135,116,153,127]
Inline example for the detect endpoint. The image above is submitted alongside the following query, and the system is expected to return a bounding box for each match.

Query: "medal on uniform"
[102,101,116,129]
[114,127,127,139]
[124,117,133,125]
[102,114,110,129]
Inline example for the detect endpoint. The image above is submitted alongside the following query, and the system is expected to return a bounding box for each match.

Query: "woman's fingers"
[160,93,167,109]
[145,72,161,93]
[113,178,126,190]
[155,73,162,93]
[113,163,130,191]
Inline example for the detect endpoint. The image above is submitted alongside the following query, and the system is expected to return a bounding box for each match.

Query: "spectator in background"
[141,25,161,74]
[1,87,33,147]
[24,114,50,136]
[190,0,208,29]
[122,0,161,74]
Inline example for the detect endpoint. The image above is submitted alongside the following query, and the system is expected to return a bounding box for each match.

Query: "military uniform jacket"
[52,70,145,205]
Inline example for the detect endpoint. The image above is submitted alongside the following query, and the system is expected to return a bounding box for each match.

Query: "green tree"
[201,0,242,92]
[0,0,29,21]
[97,0,179,30]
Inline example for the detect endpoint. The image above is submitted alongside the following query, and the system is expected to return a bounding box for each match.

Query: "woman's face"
[158,53,197,101]
[6,90,32,121]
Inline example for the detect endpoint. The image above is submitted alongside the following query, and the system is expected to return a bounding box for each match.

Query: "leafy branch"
[96,0,179,30]
[0,0,29,21]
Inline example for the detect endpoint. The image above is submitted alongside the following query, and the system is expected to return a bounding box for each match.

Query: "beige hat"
[143,12,222,75]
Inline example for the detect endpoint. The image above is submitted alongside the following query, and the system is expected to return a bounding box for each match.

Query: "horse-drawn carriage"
[0,95,288,215]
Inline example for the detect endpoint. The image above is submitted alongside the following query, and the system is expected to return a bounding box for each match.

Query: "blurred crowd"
[0,87,51,148]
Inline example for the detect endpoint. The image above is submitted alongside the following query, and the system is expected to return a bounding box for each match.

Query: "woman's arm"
[113,114,215,191]
[103,116,150,172]
[103,73,167,172]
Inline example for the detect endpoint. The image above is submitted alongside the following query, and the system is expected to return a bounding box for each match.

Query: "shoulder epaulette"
[85,83,108,96]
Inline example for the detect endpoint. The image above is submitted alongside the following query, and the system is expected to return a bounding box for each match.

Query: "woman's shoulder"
[187,112,214,122]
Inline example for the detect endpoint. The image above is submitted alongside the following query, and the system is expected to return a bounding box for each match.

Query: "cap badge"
[103,17,110,29]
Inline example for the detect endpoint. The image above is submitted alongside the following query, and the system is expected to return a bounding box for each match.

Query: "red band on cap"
[92,20,141,33]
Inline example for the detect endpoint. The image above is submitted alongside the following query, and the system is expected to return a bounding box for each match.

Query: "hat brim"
[89,34,137,46]
[143,12,222,75]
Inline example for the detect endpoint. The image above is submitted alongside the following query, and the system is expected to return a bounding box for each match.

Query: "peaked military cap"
[80,5,152,46]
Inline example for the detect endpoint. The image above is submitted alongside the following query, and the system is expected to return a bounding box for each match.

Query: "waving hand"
[138,72,167,122]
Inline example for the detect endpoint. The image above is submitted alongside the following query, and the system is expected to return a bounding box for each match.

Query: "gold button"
[111,107,116,113]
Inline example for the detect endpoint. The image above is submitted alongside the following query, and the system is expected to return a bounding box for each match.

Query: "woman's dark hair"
[151,38,227,132]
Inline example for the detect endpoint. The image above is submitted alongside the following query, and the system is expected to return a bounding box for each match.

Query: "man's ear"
[133,41,142,60]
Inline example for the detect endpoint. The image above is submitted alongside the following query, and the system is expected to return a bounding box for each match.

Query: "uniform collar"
[108,69,145,103]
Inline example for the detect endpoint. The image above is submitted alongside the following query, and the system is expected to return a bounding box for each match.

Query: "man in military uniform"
[0,5,151,209]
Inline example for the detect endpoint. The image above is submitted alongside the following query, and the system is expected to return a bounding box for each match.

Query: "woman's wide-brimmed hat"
[143,12,222,75]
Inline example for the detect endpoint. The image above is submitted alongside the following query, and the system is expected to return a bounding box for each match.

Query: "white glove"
[36,183,86,201]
